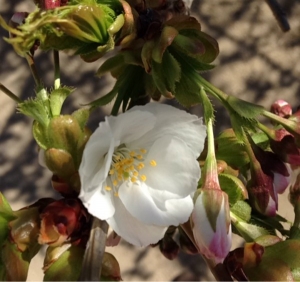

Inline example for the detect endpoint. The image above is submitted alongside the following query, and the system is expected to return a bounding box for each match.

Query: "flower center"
[105,145,157,196]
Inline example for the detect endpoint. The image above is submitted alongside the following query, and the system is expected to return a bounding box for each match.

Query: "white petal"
[128,103,206,157]
[80,187,115,220]
[192,193,232,263]
[119,181,194,226]
[143,136,200,197]
[107,197,167,247]
[106,110,155,144]
[79,120,116,190]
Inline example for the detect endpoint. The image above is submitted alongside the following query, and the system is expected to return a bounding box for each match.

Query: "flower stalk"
[53,50,60,89]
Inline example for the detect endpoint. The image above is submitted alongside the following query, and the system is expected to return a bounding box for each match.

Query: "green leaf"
[233,219,270,242]
[226,95,265,119]
[216,128,249,168]
[219,173,245,205]
[89,89,118,108]
[97,53,125,76]
[231,200,251,222]
[49,87,74,116]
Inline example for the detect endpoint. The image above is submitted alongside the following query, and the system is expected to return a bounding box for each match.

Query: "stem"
[0,84,22,103]
[25,53,42,88]
[265,0,290,32]
[197,75,228,102]
[79,218,109,281]
[53,50,60,89]
[263,110,299,136]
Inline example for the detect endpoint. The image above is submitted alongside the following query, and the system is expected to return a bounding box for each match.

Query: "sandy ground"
[0,0,300,280]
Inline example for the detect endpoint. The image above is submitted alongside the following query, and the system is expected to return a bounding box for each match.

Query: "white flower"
[79,103,206,246]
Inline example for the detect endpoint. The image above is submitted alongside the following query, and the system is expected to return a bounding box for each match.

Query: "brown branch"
[78,217,109,281]
[265,0,290,32]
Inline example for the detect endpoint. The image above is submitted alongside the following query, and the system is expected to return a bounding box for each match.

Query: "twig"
[0,83,22,103]
[265,0,290,32]
[79,217,109,281]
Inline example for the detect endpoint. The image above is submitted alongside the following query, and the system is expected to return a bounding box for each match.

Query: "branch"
[265,0,290,32]
[79,217,109,281]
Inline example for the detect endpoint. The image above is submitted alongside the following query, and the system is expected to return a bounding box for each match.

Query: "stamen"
[113,180,118,186]
[140,148,147,154]
[150,160,157,167]
[131,177,137,182]
[140,175,147,182]
[137,155,143,160]
[114,192,119,197]
[109,169,115,175]
[105,186,112,191]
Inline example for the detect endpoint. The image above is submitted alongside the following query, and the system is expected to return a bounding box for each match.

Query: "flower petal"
[192,193,232,263]
[107,197,167,247]
[80,186,115,220]
[143,136,200,197]
[107,110,155,144]
[119,181,194,226]
[128,103,206,157]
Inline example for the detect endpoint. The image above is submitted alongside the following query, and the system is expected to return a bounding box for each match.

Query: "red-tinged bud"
[247,138,290,216]
[38,198,88,247]
[270,99,292,119]
[33,0,68,9]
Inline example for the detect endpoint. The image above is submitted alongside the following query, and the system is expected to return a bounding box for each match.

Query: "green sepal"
[43,245,84,281]
[178,29,219,63]
[49,86,74,116]
[1,241,30,281]
[172,33,205,58]
[199,87,214,123]
[0,193,16,244]
[219,173,246,205]
[226,95,265,119]
[152,26,178,63]
[71,108,90,130]
[33,121,49,149]
[18,95,51,128]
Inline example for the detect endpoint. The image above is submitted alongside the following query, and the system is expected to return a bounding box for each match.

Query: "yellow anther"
[105,186,112,191]
[131,177,137,183]
[109,169,115,175]
[150,160,157,167]
[137,163,145,170]
[130,165,135,171]
[114,192,119,197]
[133,171,139,177]
[113,180,118,186]
[140,148,147,154]
[115,155,121,161]
[137,155,143,160]
[130,151,136,157]
[140,175,147,182]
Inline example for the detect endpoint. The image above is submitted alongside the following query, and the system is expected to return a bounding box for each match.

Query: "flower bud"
[235,239,300,281]
[38,198,88,247]
[191,189,232,264]
[270,99,292,119]
[43,244,84,281]
[101,252,122,281]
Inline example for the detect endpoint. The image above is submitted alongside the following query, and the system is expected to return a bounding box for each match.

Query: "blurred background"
[0,0,299,280]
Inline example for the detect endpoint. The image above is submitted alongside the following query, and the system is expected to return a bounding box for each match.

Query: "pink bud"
[191,189,232,264]
[270,99,292,118]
